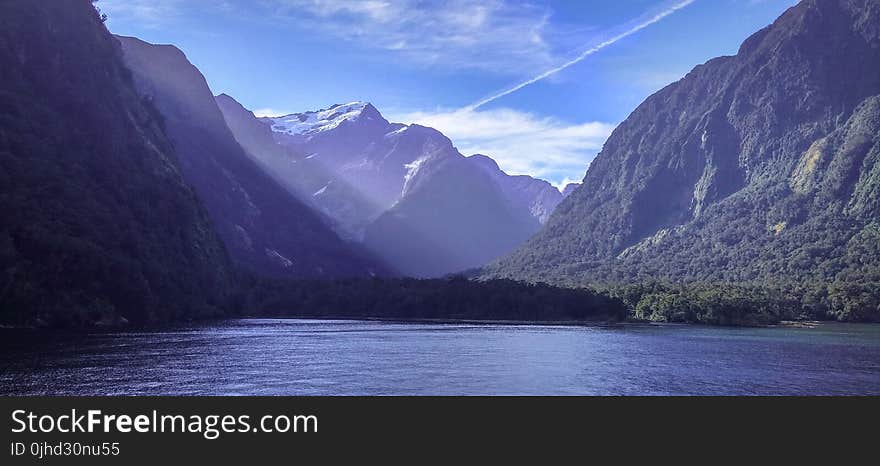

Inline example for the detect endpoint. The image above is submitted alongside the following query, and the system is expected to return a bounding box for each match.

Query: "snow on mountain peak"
[267,102,376,136]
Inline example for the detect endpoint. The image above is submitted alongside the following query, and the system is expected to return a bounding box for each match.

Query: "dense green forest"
[0,0,235,327]
[241,272,880,327]
[601,281,879,326]
[234,277,878,327]
[236,277,627,323]
[6,269,876,328]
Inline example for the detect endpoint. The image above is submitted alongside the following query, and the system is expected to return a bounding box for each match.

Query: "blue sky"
[99,0,798,187]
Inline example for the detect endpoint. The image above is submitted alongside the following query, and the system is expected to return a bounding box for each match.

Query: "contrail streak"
[464,0,697,111]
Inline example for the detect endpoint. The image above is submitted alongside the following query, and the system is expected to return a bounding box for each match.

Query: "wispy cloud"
[466,0,697,110]
[389,0,694,184]
[99,0,187,27]
[391,107,615,187]
[100,0,691,184]
[100,0,696,78]
[261,0,556,74]
[388,1,694,184]
[100,0,236,27]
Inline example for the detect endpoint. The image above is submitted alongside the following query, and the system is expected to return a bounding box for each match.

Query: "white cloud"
[100,0,561,73]
[390,107,615,187]
[554,177,582,192]
[262,0,556,74]
[465,0,697,110]
[99,0,187,26]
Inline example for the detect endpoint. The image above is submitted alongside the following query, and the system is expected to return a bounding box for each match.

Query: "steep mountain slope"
[0,1,234,326]
[116,36,386,278]
[467,154,563,224]
[262,102,447,238]
[262,103,560,229]
[488,0,880,308]
[225,100,552,276]
[561,183,581,198]
[267,102,402,217]
[364,129,540,277]
[215,94,379,240]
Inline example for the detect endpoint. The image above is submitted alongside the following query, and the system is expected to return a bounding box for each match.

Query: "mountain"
[223,98,556,277]
[0,1,234,326]
[268,103,550,277]
[260,102,454,239]
[363,131,540,278]
[561,183,581,198]
[215,95,380,241]
[116,36,386,278]
[467,154,564,224]
[266,102,404,221]
[487,0,880,318]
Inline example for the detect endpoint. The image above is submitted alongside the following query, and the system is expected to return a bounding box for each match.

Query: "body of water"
[1,319,878,395]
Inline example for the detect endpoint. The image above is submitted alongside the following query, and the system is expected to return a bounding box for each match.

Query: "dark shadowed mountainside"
[0,0,235,326]
[365,134,541,277]
[116,36,387,279]
[467,154,564,224]
[487,0,880,321]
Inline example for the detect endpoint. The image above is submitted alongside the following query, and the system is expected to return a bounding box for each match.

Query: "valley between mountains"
[1,0,878,327]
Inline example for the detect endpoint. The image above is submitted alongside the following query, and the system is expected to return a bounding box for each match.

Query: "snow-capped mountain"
[216,95,380,241]
[269,102,380,137]
[261,103,564,227]
[261,103,446,215]
[220,97,565,277]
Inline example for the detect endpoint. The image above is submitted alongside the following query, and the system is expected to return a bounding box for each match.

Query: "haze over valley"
[1,0,878,329]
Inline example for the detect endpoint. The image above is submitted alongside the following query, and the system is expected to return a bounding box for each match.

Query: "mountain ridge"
[117,35,389,279]
[0,1,235,326]
[220,94,563,277]
[485,0,880,321]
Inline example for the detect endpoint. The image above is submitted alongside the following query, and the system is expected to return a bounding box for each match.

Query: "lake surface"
[1,319,879,395]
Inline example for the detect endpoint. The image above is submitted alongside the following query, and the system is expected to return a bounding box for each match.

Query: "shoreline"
[0,315,625,331]
[1,316,869,331]
[239,315,631,328]
[229,315,849,330]
[206,315,860,329]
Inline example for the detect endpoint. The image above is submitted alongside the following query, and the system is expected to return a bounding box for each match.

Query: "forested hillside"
[0,0,235,326]
[487,0,880,321]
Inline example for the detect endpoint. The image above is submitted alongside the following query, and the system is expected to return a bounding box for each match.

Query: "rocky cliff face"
[561,183,581,198]
[117,37,386,278]
[488,0,880,290]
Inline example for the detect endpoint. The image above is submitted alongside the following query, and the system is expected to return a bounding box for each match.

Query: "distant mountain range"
[3,0,878,326]
[218,97,566,277]
[486,0,880,318]
[116,36,386,279]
